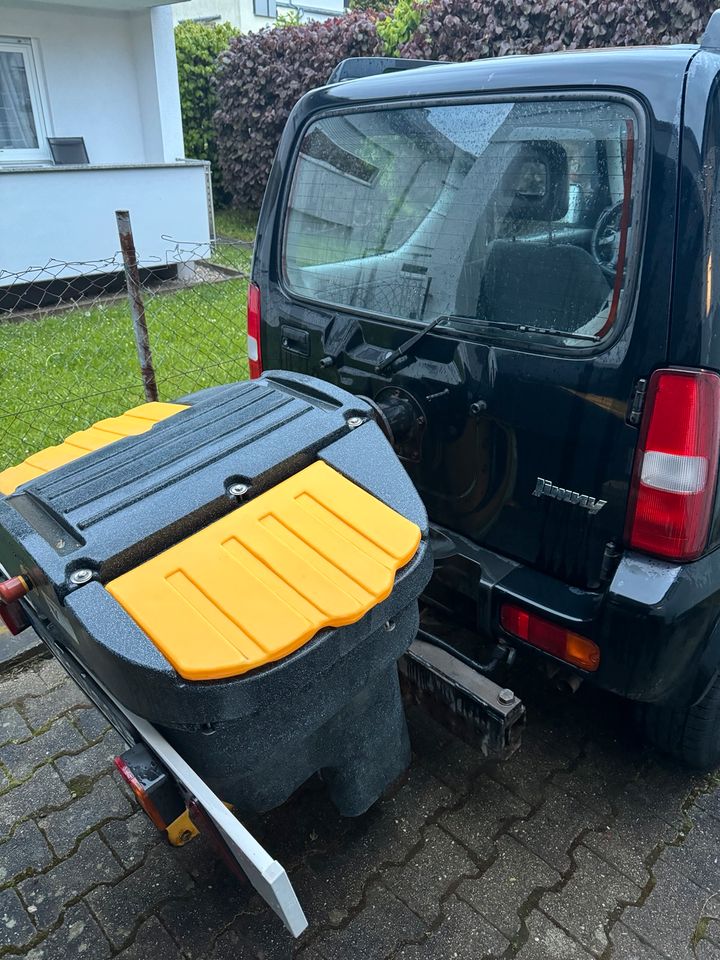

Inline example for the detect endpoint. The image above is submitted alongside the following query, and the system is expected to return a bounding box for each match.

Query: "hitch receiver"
[399,636,525,760]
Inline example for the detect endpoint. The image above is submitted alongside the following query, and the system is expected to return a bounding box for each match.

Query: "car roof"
[314,44,700,110]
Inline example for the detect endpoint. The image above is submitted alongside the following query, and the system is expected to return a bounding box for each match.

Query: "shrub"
[215,12,383,209]
[175,20,238,202]
[376,0,427,54]
[397,0,716,61]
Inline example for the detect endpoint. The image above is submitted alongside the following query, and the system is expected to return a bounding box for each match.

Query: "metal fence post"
[116,210,159,403]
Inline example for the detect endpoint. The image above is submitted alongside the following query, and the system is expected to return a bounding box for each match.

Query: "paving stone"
[509,787,608,873]
[20,680,91,731]
[0,705,31,745]
[32,658,66,692]
[485,722,581,806]
[313,884,426,960]
[622,867,707,959]
[697,941,720,960]
[100,809,162,870]
[159,880,246,957]
[440,774,530,858]
[657,807,720,894]
[0,625,43,672]
[583,783,676,886]
[0,887,37,949]
[73,706,111,743]
[0,664,55,709]
[0,763,72,839]
[457,836,560,939]
[113,916,183,960]
[0,819,54,886]
[607,922,667,959]
[394,895,509,959]
[515,910,593,959]
[39,774,132,857]
[551,737,646,813]
[298,766,453,919]
[0,717,86,781]
[630,763,701,829]
[53,728,124,787]
[383,825,477,922]
[209,920,281,960]
[25,903,112,960]
[18,831,123,928]
[87,843,195,949]
[539,844,641,955]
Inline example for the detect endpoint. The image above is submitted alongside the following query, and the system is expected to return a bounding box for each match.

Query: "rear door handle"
[281,325,310,357]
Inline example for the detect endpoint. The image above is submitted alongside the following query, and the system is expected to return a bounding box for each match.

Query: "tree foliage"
[215,12,383,209]
[175,20,238,202]
[397,0,715,61]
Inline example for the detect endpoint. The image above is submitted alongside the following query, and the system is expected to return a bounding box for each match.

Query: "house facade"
[172,0,347,34]
[0,0,211,288]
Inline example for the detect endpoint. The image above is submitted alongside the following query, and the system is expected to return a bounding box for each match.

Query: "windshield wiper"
[375,314,599,373]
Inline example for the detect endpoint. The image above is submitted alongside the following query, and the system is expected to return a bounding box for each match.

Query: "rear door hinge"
[627,378,648,426]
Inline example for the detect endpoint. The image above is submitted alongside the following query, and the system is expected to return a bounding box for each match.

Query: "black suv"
[249,18,720,769]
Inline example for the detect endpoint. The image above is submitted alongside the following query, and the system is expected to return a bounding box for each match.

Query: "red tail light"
[626,368,720,561]
[500,603,600,671]
[247,282,263,380]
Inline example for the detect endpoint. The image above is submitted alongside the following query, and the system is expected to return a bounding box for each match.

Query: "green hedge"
[175,20,238,203]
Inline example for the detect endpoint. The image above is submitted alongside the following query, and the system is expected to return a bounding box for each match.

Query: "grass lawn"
[0,210,258,470]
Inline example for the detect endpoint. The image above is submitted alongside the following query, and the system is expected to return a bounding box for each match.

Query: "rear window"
[282,97,642,347]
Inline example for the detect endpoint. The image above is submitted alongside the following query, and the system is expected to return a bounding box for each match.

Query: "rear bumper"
[431,524,720,704]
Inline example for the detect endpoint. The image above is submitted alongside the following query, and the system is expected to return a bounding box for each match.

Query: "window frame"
[278,90,648,357]
[0,36,52,166]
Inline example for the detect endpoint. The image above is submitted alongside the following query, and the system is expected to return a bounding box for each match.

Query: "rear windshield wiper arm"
[375,313,450,373]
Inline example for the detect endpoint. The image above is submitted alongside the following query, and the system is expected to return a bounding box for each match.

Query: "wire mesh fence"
[0,230,252,471]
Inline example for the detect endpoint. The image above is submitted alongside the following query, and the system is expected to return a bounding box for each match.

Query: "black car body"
[250,29,720,762]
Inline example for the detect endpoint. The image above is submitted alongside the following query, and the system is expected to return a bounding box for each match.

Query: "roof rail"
[701,10,720,50]
[328,56,442,84]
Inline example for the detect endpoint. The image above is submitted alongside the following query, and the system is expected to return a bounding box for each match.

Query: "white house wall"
[0,163,211,283]
[172,0,346,33]
[0,3,185,165]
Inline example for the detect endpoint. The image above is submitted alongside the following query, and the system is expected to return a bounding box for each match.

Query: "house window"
[0,38,51,164]
[253,0,278,17]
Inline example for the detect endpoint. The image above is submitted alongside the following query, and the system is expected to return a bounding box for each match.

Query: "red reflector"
[247,282,263,380]
[113,756,167,831]
[500,603,600,672]
[626,368,720,561]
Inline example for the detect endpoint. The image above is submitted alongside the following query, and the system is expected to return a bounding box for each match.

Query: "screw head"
[179,829,194,844]
[69,569,93,586]
[497,688,515,705]
[228,483,248,498]
[347,416,363,429]
[384,619,396,632]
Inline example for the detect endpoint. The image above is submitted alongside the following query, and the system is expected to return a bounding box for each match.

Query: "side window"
[284,98,640,347]
[0,37,51,165]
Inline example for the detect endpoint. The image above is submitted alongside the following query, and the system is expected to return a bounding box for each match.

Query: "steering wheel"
[591,200,625,279]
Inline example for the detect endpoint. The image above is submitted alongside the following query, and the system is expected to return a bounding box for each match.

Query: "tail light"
[500,603,600,671]
[247,282,263,380]
[625,368,720,562]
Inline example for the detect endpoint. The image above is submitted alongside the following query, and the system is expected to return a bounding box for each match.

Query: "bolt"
[228,483,248,498]
[55,539,65,550]
[69,569,93,586]
[347,416,363,430]
[497,688,515,705]
[179,829,194,844]
[384,619,396,632]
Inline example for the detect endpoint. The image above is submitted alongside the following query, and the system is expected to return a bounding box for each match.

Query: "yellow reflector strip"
[107,461,421,681]
[0,402,188,496]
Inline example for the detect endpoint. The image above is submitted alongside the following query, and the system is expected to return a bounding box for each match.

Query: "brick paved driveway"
[1,653,720,960]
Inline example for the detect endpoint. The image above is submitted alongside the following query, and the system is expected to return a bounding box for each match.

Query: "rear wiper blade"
[465,317,601,343]
[375,314,599,374]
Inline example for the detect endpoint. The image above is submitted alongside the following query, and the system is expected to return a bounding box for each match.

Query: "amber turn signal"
[500,603,600,672]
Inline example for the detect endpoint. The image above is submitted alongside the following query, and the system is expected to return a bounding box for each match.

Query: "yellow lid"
[0,402,187,496]
[106,461,421,681]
